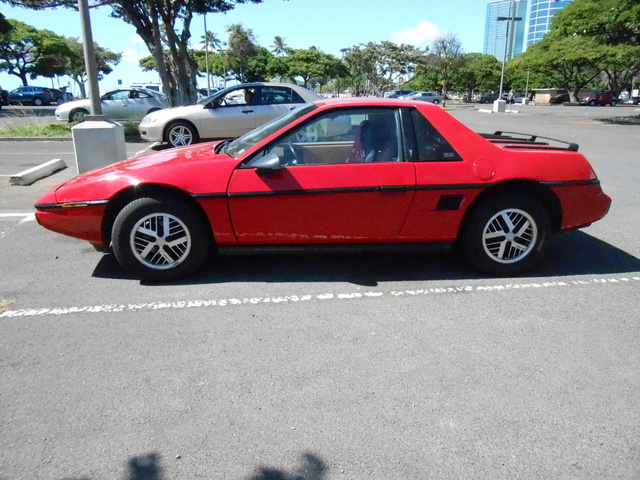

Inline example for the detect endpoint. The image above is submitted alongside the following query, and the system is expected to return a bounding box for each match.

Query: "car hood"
[48,141,239,204]
[55,99,90,113]
[144,104,204,122]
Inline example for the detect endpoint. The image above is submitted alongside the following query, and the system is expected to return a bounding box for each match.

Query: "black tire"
[610,100,617,107]
[166,121,199,148]
[111,197,211,281]
[459,194,551,276]
[33,97,44,106]
[432,99,440,105]
[70,108,88,123]
[589,99,597,106]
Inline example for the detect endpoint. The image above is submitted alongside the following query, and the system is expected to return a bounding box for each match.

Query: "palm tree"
[271,36,288,56]
[202,31,223,52]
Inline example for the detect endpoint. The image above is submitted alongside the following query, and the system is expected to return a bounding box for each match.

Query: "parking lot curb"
[0,137,72,142]
[9,158,67,186]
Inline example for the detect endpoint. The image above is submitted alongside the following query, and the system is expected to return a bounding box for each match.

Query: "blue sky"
[0,0,488,94]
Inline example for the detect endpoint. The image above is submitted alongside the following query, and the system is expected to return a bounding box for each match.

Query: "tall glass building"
[483,0,528,61]
[527,0,574,46]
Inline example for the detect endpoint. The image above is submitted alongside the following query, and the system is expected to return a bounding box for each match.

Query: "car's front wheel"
[459,194,551,276]
[33,97,44,106]
[432,99,440,105]
[111,197,211,281]
[70,108,89,123]
[166,121,199,148]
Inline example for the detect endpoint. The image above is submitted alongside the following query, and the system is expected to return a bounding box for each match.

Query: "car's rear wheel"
[432,99,440,105]
[33,97,44,106]
[459,194,551,276]
[166,121,198,148]
[111,197,210,281]
[70,108,89,123]
[610,100,617,106]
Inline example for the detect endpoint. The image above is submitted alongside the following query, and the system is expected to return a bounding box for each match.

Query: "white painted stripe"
[0,213,34,217]
[1,276,638,319]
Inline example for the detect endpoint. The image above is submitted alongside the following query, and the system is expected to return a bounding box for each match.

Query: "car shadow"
[92,230,640,286]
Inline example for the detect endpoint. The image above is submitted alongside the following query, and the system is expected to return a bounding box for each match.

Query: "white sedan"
[138,82,322,148]
[55,88,169,123]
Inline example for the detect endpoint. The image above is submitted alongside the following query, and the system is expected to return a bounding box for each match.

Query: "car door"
[227,107,416,245]
[101,90,131,119]
[253,86,307,127]
[198,86,257,139]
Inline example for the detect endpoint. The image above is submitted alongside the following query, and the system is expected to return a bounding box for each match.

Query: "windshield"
[225,103,318,157]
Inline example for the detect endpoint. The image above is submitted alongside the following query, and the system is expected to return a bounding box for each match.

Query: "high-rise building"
[527,0,574,47]
[483,0,528,61]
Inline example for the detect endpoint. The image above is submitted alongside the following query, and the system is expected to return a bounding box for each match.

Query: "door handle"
[242,109,253,114]
[379,185,407,192]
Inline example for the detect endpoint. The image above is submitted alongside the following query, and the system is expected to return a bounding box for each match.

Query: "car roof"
[313,96,441,109]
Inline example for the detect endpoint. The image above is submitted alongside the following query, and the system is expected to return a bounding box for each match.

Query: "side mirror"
[251,152,282,174]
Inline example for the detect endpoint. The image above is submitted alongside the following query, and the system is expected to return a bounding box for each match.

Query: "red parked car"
[34,98,611,281]
[580,91,618,106]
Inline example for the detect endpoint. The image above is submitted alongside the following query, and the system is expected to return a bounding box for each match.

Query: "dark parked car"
[475,92,499,104]
[0,86,9,109]
[9,86,54,106]
[580,91,618,106]
[550,93,570,104]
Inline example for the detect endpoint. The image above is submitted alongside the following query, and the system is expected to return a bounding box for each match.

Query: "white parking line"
[0,213,35,222]
[1,276,638,318]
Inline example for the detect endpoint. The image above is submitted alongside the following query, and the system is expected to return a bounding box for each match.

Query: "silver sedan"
[55,88,169,123]
[138,82,322,148]
[405,91,443,105]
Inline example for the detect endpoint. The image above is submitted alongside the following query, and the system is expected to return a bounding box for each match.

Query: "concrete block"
[9,158,67,186]
[492,99,507,113]
[73,121,126,174]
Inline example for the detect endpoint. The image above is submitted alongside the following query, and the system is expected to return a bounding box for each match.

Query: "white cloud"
[391,20,440,48]
[121,48,147,63]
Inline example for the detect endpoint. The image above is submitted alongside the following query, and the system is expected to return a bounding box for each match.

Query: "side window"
[216,88,255,107]
[258,87,304,105]
[259,108,402,166]
[410,109,462,162]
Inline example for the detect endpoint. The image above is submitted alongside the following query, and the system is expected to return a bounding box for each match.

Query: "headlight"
[140,115,153,125]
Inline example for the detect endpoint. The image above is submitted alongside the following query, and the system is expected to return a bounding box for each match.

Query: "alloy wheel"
[129,213,192,270]
[481,208,538,264]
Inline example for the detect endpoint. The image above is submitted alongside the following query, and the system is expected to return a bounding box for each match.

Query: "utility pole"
[77,0,104,119]
[497,0,522,99]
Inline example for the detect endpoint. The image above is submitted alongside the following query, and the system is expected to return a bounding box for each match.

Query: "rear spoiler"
[479,131,579,152]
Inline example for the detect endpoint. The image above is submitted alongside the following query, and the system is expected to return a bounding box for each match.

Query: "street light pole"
[204,14,211,96]
[497,0,522,99]
[77,0,104,119]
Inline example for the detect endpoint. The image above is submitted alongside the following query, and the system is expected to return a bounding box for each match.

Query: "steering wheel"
[286,142,304,165]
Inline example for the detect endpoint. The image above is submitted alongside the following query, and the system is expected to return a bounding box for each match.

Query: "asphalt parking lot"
[1,104,639,479]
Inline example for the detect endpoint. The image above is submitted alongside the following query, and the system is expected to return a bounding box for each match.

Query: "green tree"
[341,41,422,96]
[0,0,278,106]
[515,35,607,102]
[63,37,121,97]
[225,23,259,83]
[271,35,288,56]
[0,18,69,85]
[450,53,501,101]
[0,12,11,35]
[429,33,463,99]
[285,46,341,88]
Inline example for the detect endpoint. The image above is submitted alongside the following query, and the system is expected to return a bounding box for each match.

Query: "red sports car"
[34,98,611,281]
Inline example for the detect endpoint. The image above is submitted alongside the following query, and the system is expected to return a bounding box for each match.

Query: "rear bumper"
[554,183,611,230]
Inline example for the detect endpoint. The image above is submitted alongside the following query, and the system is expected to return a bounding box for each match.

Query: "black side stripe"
[190,179,600,200]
